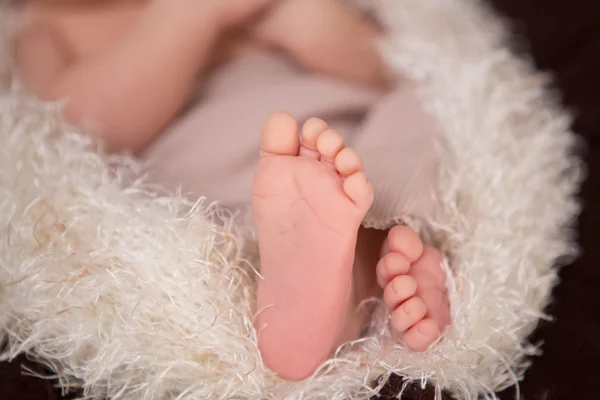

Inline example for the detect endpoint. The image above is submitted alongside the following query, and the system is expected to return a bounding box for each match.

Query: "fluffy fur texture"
[0,0,582,399]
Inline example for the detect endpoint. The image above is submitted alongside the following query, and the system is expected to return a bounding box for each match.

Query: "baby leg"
[252,0,388,89]
[13,0,261,152]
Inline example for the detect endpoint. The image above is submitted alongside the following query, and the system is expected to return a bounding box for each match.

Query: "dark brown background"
[2,1,599,399]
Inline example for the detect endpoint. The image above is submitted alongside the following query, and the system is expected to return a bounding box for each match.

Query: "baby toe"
[335,147,363,177]
[387,225,424,263]
[300,118,328,158]
[402,318,440,352]
[316,128,345,163]
[260,112,300,157]
[390,296,427,333]
[383,275,418,309]
[376,252,411,288]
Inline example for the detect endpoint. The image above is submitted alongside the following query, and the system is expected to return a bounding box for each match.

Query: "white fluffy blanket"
[0,0,582,399]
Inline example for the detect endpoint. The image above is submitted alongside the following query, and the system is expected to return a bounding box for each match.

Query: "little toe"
[387,225,424,263]
[402,318,440,352]
[316,128,345,165]
[300,118,328,158]
[383,275,418,309]
[390,296,427,333]
[335,147,364,177]
[260,112,300,157]
[343,172,374,212]
[376,252,411,288]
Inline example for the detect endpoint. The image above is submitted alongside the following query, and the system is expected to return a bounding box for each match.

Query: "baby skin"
[253,113,450,380]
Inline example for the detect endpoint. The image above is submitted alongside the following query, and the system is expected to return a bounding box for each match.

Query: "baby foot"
[253,113,373,381]
[377,226,450,351]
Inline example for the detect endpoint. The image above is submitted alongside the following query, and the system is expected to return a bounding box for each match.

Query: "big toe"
[386,225,424,263]
[260,112,300,157]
